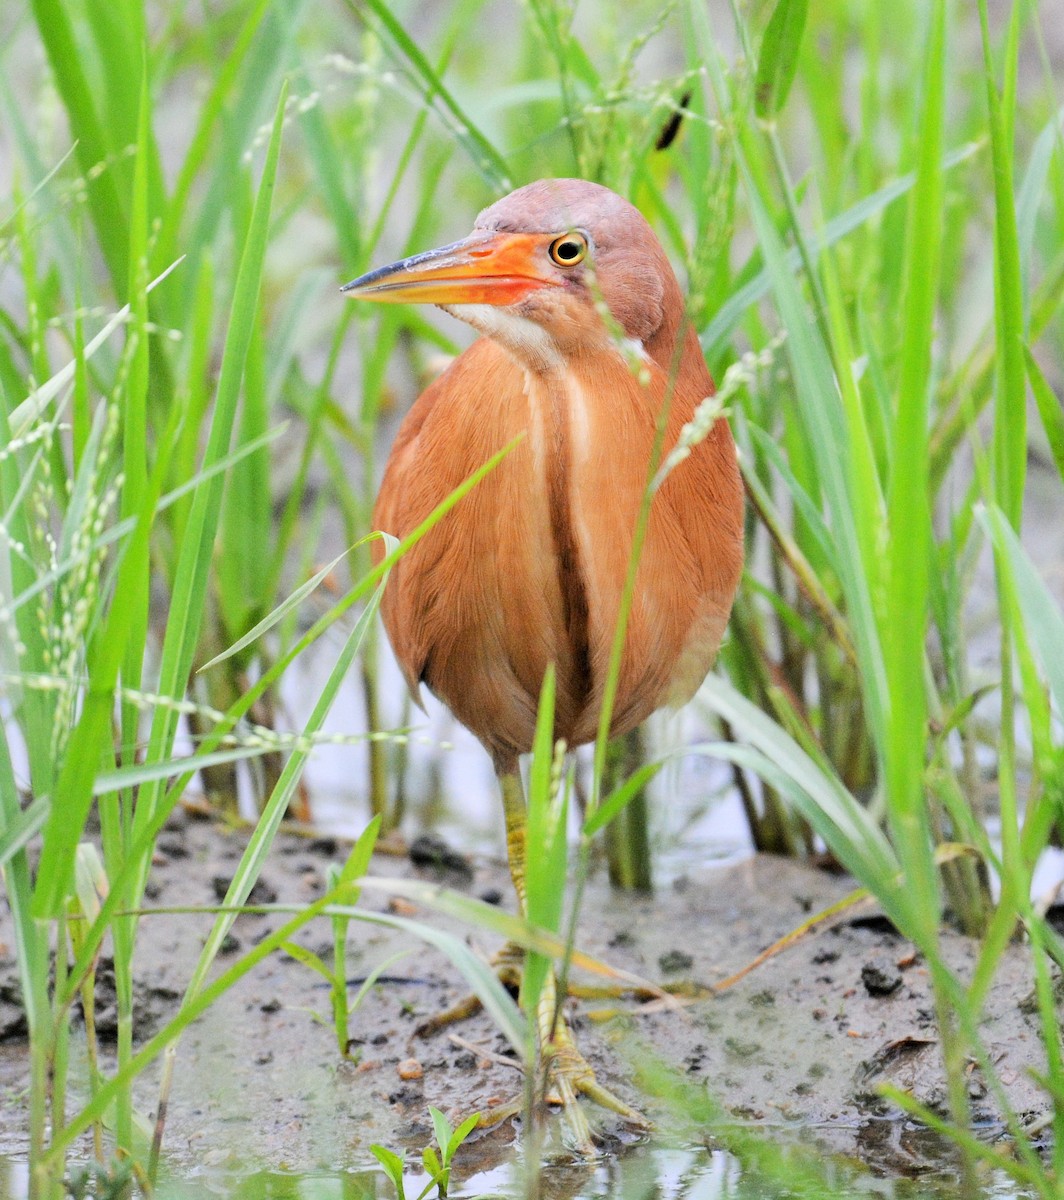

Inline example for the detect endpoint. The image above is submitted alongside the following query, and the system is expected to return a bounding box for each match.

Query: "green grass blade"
[881,0,946,943]
[979,0,1028,529]
[28,0,129,289]
[697,676,899,897]
[199,542,365,673]
[8,258,184,438]
[350,0,512,190]
[0,795,49,871]
[701,142,979,358]
[156,0,273,275]
[736,153,888,741]
[129,84,288,881]
[754,0,808,119]
[979,506,1064,713]
[1026,345,1064,482]
[186,534,397,996]
[583,761,663,838]
[524,668,565,1008]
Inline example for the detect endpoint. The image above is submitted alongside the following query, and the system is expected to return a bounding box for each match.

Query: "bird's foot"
[415,942,523,1038]
[415,948,649,1155]
[476,1012,649,1156]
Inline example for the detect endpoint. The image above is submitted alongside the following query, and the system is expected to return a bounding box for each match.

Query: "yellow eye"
[548,232,588,267]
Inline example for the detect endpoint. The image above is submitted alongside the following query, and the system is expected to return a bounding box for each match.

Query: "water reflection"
[0,1140,1034,1200]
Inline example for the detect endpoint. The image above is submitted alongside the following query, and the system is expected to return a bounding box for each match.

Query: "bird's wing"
[372,339,576,761]
[565,341,744,736]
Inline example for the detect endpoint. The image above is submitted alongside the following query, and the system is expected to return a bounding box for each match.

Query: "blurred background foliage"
[2,0,1064,1191]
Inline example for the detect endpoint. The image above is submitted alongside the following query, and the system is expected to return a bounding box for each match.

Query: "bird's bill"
[341,232,555,306]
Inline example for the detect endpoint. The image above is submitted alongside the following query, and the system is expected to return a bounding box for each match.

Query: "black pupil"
[557,240,580,261]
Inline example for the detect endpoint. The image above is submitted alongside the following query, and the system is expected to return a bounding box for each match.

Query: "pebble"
[861,957,903,996]
[658,948,694,974]
[408,834,473,878]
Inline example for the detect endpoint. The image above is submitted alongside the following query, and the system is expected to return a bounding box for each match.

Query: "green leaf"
[29,0,130,288]
[186,535,397,998]
[1026,345,1064,483]
[351,0,511,191]
[583,761,662,838]
[979,505,1064,715]
[280,941,334,984]
[701,142,979,359]
[128,82,289,903]
[8,258,184,439]
[524,668,568,1008]
[0,795,49,871]
[428,1107,451,1160]
[370,1144,408,1200]
[199,539,367,672]
[93,747,286,795]
[755,0,808,119]
[446,1111,480,1161]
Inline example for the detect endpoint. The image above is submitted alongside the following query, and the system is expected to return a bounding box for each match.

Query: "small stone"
[479,887,504,906]
[658,948,694,974]
[212,874,277,908]
[388,898,418,917]
[408,834,472,879]
[156,834,189,860]
[163,806,189,833]
[397,1058,423,1081]
[724,1037,761,1059]
[861,958,903,997]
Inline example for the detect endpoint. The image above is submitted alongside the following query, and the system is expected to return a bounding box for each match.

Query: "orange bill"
[341,231,556,307]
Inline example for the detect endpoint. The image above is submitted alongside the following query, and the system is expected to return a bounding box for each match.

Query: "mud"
[0,812,1053,1186]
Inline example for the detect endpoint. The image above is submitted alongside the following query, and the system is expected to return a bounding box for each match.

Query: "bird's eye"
[548,232,588,267]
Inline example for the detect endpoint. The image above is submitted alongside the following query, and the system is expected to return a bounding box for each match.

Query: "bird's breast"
[373,336,743,762]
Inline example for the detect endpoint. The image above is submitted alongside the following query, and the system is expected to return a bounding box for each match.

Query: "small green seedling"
[281,816,394,1058]
[371,1106,480,1200]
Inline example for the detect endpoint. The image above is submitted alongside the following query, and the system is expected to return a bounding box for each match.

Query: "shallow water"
[0,1138,1037,1200]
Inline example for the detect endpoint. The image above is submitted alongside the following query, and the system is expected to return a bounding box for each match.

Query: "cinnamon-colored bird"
[343,178,744,1146]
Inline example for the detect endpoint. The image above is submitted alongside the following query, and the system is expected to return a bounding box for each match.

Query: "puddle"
[0,1138,1038,1199]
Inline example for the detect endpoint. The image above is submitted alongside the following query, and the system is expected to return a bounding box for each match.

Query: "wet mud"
[0,810,1053,1185]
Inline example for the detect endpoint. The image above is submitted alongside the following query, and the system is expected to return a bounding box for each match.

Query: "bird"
[342,178,744,1148]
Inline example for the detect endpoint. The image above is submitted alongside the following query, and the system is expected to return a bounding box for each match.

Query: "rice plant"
[1,0,1062,1195]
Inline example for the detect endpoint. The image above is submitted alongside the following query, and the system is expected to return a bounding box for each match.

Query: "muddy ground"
[0,808,1055,1189]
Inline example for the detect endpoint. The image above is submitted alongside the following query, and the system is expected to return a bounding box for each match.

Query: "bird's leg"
[498,765,528,909]
[487,763,648,1149]
[417,763,647,1148]
[414,773,526,1038]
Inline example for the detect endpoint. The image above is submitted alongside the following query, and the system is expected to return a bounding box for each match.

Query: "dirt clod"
[658,949,693,974]
[397,1058,424,1080]
[861,957,903,996]
[408,833,473,879]
[212,873,278,906]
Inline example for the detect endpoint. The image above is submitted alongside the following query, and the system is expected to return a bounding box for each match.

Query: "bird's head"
[342,179,683,372]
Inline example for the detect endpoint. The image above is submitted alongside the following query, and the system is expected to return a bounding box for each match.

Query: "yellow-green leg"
[490,765,648,1152]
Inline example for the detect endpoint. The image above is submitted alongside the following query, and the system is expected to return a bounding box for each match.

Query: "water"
[0,1138,1036,1200]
